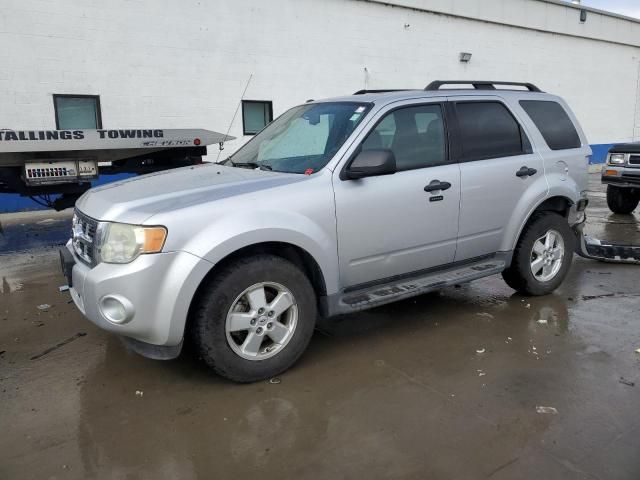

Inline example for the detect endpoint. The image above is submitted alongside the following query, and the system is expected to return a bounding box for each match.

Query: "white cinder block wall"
[2,0,639,156]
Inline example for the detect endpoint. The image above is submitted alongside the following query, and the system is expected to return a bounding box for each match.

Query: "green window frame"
[242,100,273,135]
[53,94,102,130]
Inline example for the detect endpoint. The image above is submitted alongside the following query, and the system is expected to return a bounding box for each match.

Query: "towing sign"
[0,129,233,153]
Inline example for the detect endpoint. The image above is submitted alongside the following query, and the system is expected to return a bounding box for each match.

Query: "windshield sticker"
[349,113,362,122]
[355,106,366,113]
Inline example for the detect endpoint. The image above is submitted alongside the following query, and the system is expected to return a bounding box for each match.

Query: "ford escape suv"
[61,80,591,382]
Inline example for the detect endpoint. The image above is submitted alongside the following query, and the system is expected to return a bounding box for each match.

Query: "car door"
[449,97,546,261]
[333,101,461,289]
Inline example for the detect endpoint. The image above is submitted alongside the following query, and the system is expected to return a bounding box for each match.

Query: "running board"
[333,259,506,314]
[577,234,640,264]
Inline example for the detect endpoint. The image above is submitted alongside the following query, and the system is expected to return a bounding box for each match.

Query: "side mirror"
[345,149,397,180]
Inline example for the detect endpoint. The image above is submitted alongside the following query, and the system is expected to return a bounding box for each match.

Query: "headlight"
[609,153,626,165]
[96,223,167,264]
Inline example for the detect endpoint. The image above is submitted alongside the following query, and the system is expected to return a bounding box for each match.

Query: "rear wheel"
[191,255,317,383]
[606,185,639,214]
[502,213,574,296]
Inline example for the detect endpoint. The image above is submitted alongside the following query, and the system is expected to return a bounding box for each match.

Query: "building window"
[53,94,102,129]
[242,100,273,135]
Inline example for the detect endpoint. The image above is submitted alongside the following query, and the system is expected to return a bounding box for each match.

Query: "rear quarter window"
[519,100,581,150]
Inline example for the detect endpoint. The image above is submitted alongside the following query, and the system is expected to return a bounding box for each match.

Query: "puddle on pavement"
[0,217,70,254]
[2,178,640,479]
[0,276,24,294]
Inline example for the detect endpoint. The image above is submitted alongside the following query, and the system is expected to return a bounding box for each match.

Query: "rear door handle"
[424,180,452,192]
[516,166,537,178]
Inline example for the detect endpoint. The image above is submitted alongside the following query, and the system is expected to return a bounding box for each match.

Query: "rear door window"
[455,101,526,161]
[519,100,581,150]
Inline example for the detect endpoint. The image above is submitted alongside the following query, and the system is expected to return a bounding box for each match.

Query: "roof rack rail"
[425,80,542,93]
[353,89,410,95]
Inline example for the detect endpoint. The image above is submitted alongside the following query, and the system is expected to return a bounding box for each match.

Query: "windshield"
[227,102,371,174]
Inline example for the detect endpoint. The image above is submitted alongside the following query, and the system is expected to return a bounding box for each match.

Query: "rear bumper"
[573,215,640,264]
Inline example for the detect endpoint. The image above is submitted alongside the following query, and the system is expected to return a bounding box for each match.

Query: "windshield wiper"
[230,161,272,171]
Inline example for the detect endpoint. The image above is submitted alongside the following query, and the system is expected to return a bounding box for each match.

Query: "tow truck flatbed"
[0,128,233,210]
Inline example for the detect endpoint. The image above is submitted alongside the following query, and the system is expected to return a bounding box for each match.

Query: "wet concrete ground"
[1,175,639,480]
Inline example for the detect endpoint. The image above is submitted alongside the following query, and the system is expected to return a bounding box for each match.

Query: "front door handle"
[424,180,452,192]
[516,166,538,178]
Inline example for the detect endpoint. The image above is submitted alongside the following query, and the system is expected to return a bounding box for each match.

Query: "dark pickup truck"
[601,143,640,214]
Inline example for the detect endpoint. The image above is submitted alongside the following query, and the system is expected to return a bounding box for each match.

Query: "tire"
[606,185,639,214]
[502,213,574,296]
[191,254,317,383]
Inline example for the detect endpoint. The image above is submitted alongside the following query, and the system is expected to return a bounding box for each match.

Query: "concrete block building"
[2,0,639,210]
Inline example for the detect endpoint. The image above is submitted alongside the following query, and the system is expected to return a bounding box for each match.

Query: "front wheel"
[606,185,639,214]
[502,213,575,296]
[191,255,317,383]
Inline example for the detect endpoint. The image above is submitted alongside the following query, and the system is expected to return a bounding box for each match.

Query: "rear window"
[455,102,526,161]
[519,100,581,150]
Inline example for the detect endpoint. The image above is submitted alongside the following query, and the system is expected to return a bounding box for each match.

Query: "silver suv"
[61,80,591,382]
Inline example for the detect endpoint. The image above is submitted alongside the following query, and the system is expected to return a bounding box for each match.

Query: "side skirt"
[320,254,510,317]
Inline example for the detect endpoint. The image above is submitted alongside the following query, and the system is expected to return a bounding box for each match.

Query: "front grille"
[72,209,99,265]
[628,155,640,166]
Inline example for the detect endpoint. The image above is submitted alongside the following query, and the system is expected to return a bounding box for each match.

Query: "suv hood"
[75,163,306,224]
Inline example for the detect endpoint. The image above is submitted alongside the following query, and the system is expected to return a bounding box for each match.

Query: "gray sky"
[580,0,640,19]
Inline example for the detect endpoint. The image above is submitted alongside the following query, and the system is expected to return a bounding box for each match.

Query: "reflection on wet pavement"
[1,175,639,479]
[0,210,71,255]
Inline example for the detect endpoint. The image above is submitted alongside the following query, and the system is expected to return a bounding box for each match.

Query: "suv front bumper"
[61,241,211,357]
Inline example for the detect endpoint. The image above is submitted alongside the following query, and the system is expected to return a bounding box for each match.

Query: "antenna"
[216,74,253,162]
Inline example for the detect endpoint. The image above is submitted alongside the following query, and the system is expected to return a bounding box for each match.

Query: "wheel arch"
[530,196,573,217]
[510,195,574,251]
[207,241,326,295]
[186,241,328,334]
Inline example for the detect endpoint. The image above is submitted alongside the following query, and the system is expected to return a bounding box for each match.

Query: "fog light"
[99,295,134,324]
